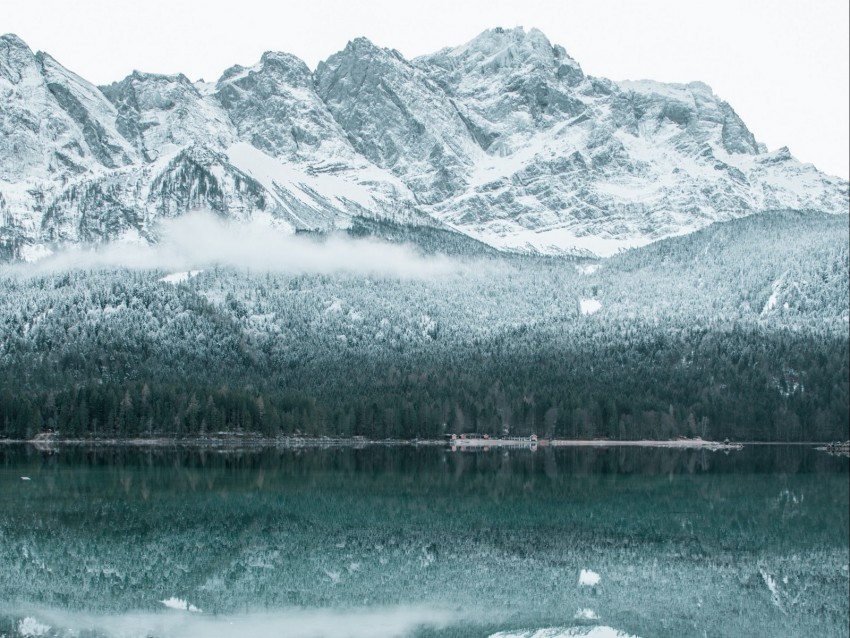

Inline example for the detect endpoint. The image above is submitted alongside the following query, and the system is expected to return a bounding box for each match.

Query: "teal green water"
[0,444,847,637]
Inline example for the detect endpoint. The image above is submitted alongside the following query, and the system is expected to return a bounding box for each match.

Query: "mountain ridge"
[1,27,847,262]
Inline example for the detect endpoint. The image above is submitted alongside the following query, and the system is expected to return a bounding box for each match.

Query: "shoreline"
[0,435,773,450]
[0,435,842,451]
[452,437,745,450]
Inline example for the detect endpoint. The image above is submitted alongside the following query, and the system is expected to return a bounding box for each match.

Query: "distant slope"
[1,211,846,442]
[588,210,850,323]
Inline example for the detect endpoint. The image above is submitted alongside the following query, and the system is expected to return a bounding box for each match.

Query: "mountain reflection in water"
[0,444,847,638]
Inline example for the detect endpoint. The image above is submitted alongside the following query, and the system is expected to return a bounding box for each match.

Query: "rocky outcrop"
[0,28,847,261]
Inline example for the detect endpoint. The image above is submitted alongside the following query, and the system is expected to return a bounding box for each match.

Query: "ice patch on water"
[574,608,600,620]
[20,476,31,481]
[579,569,601,586]
[17,617,51,636]
[489,627,638,638]
[161,597,201,612]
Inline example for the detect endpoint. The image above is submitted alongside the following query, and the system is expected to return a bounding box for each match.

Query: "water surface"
[0,444,847,637]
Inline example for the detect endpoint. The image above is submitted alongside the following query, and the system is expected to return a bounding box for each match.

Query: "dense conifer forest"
[0,211,847,441]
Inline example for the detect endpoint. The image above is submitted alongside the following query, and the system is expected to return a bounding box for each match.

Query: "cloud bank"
[5,604,475,638]
[9,212,466,279]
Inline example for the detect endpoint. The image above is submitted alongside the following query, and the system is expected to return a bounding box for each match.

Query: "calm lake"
[0,444,847,638]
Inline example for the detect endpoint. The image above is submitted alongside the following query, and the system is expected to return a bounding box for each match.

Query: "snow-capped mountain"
[1,27,847,261]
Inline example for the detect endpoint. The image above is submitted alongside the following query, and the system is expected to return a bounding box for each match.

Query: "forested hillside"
[0,211,847,442]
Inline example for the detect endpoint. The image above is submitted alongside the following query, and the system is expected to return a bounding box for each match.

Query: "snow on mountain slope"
[0,28,847,261]
[100,70,236,159]
[214,51,420,223]
[215,51,360,167]
[315,37,482,205]
[413,28,848,254]
[1,33,143,257]
[1,34,98,183]
[0,33,137,183]
[37,52,138,169]
[226,141,392,228]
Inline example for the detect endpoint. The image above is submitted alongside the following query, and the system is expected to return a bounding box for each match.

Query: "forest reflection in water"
[0,443,847,638]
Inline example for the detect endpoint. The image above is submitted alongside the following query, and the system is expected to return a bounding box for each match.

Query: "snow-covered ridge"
[1,28,847,262]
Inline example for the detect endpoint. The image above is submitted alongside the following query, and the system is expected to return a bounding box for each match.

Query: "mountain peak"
[337,37,406,64]
[1,33,37,82]
[0,33,31,53]
[345,36,380,52]
[260,50,307,69]
[126,69,193,86]
[1,27,847,260]
[481,26,550,45]
[420,26,583,85]
[454,27,554,57]
[446,26,553,59]
[218,51,311,88]
[258,50,312,83]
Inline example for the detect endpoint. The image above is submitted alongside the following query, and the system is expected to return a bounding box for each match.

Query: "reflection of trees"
[3,443,847,489]
[0,445,846,625]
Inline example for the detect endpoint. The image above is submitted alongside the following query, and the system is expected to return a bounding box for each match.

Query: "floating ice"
[579,569,601,586]
[161,597,201,612]
[21,476,31,481]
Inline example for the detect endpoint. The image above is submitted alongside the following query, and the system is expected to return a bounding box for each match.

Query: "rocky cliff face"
[316,38,481,205]
[1,28,847,261]
[414,28,847,255]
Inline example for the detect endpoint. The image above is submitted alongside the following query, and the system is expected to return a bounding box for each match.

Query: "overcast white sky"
[3,0,848,179]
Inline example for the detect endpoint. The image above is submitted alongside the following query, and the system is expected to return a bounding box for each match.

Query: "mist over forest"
[1,211,847,442]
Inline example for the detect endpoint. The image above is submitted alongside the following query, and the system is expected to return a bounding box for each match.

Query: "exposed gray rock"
[316,37,479,204]
[214,51,358,166]
[100,70,235,159]
[0,28,847,261]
